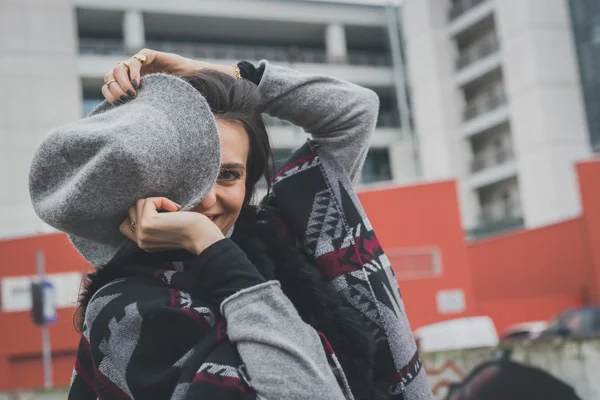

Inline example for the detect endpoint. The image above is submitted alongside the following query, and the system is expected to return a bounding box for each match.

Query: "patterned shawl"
[69,139,432,400]
[267,141,433,399]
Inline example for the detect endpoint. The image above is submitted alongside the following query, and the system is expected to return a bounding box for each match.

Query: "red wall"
[577,158,600,303]
[464,158,600,332]
[469,219,592,301]
[0,233,89,278]
[0,233,90,390]
[359,181,475,329]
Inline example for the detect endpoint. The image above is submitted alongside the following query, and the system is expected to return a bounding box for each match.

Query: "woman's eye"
[218,169,241,181]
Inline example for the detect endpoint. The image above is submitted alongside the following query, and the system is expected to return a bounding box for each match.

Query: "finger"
[114,62,137,99]
[128,206,137,223]
[127,58,143,90]
[128,48,154,89]
[136,199,145,231]
[138,197,181,237]
[128,206,137,239]
[145,197,182,214]
[119,216,137,242]
[101,84,118,106]
[105,72,129,105]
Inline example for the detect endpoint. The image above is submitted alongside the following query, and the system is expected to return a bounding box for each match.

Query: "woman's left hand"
[119,197,225,255]
[102,48,237,105]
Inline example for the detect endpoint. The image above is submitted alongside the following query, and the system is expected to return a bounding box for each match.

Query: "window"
[255,148,294,189]
[82,98,103,116]
[361,148,392,183]
[569,0,600,150]
[272,149,294,163]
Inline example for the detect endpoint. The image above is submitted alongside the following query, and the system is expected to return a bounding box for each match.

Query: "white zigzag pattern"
[272,156,319,184]
[194,306,216,327]
[197,362,240,378]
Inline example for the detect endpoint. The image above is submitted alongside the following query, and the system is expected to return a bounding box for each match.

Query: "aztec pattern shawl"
[69,140,432,400]
[267,141,433,399]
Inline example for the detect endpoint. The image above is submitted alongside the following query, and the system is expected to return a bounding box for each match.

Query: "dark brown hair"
[178,69,272,205]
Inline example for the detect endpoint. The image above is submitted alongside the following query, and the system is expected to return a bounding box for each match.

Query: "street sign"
[31,280,57,325]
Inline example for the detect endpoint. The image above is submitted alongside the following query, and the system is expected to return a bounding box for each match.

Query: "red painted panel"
[0,233,90,278]
[468,219,592,302]
[577,158,600,303]
[359,181,475,329]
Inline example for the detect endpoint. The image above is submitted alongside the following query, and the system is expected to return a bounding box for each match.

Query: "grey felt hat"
[29,73,221,266]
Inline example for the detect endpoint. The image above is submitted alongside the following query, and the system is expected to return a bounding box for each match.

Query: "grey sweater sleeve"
[221,281,346,400]
[256,60,380,184]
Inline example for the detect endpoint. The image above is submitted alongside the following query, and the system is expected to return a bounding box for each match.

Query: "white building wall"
[123,9,145,53]
[325,23,348,64]
[496,0,591,228]
[402,0,479,228]
[0,0,413,240]
[0,0,80,239]
[402,0,592,233]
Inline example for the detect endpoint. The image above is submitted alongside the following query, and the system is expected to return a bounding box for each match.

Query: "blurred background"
[0,0,599,399]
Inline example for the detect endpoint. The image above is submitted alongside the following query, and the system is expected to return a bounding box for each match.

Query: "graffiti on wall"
[424,360,465,398]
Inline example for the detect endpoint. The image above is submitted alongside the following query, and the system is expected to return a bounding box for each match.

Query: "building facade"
[402,0,592,238]
[0,0,414,239]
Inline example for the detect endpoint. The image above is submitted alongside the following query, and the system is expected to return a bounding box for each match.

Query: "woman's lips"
[203,214,219,222]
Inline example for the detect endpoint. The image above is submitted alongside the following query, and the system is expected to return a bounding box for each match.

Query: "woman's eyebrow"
[220,162,246,170]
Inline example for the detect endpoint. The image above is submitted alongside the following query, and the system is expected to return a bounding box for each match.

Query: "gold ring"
[119,61,131,71]
[132,54,147,65]
[106,79,117,88]
[130,221,136,232]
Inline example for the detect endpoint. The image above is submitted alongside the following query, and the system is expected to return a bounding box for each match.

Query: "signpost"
[31,250,54,389]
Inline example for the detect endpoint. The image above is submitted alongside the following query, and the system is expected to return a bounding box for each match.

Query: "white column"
[389,139,418,183]
[401,0,475,226]
[123,9,145,53]
[325,23,347,64]
[0,0,80,238]
[401,0,463,180]
[495,0,591,228]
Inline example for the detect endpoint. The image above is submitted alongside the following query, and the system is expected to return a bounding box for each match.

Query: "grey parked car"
[537,306,600,339]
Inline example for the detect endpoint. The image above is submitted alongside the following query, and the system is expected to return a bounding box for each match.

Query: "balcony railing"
[471,147,514,173]
[450,0,487,21]
[480,200,522,222]
[468,199,524,239]
[456,35,499,70]
[79,39,391,67]
[83,98,398,130]
[463,91,507,121]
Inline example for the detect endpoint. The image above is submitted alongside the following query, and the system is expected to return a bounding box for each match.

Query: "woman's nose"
[198,186,217,209]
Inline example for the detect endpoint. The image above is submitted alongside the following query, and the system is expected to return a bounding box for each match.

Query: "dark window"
[361,148,392,183]
[272,149,294,163]
[568,0,600,151]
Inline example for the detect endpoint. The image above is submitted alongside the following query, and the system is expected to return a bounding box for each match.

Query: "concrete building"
[0,0,413,239]
[402,0,592,239]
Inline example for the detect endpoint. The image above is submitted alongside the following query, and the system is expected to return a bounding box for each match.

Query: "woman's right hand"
[101,48,235,105]
[119,197,225,256]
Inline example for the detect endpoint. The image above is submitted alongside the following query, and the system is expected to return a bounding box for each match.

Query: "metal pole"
[36,250,53,389]
[385,2,421,177]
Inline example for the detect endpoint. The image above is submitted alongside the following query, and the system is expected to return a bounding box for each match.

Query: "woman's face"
[191,119,249,234]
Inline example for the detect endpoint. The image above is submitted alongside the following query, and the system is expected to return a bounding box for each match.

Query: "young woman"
[29,49,432,400]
